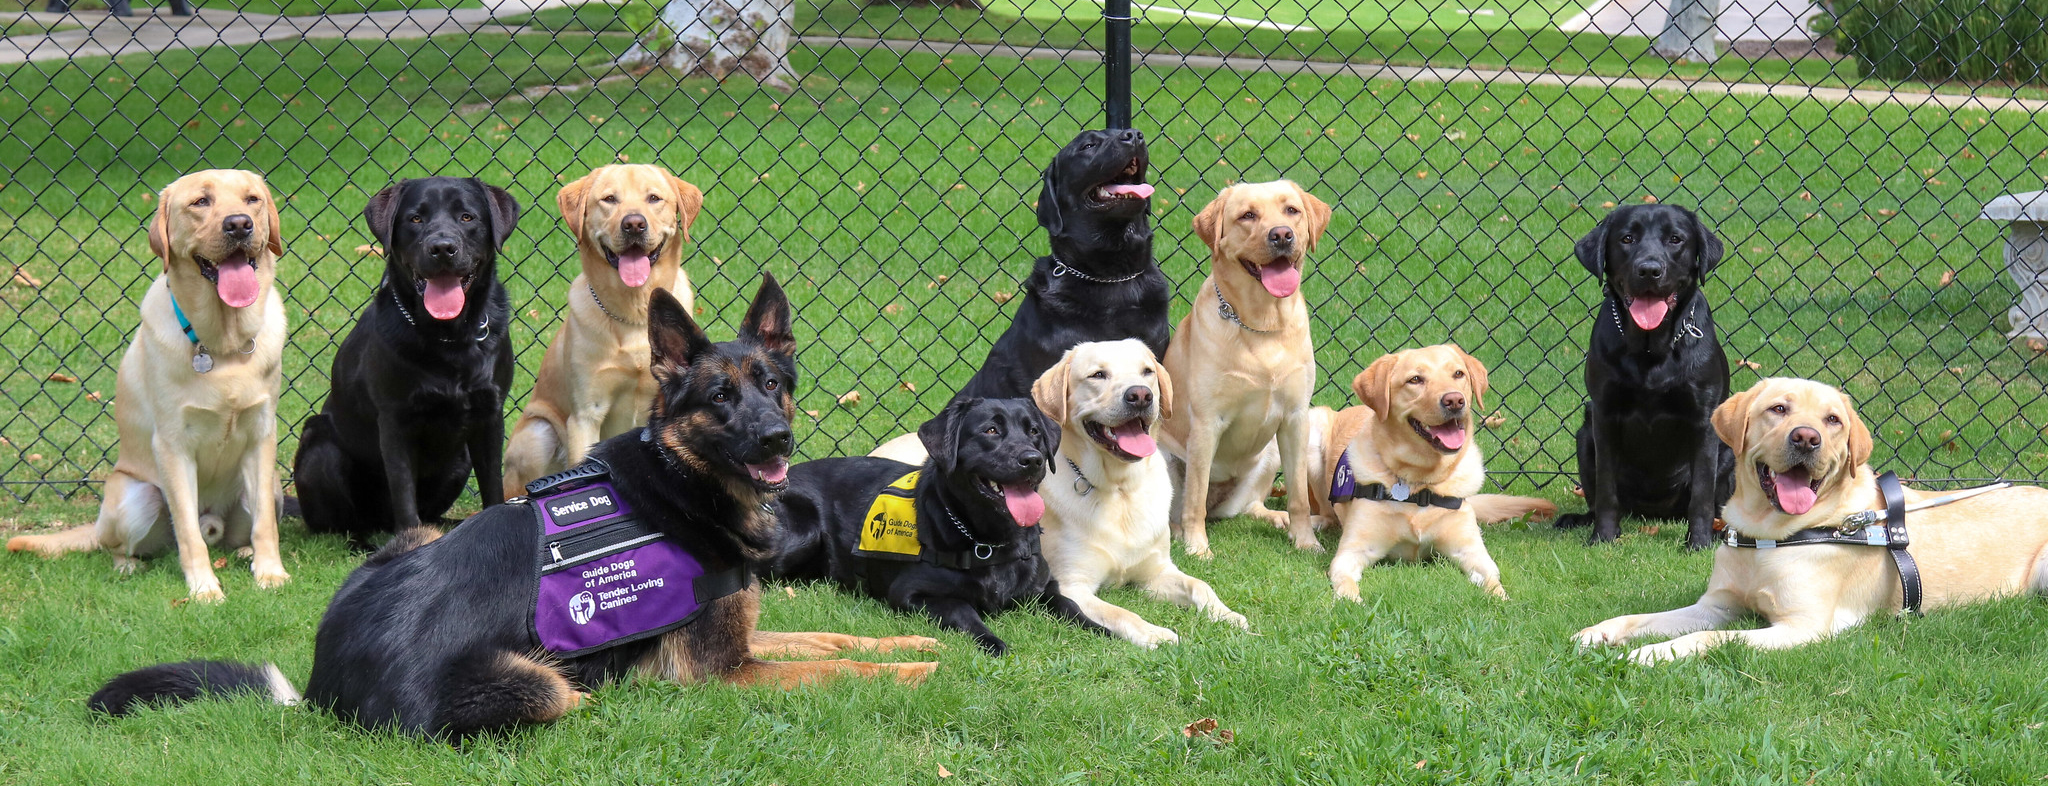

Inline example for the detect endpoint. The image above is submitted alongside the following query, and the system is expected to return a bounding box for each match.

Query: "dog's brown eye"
[647,194,662,203]
[1407,375,1424,385]
[1452,370,1465,379]
[460,213,475,222]
[765,379,777,391]
[601,195,619,204]
[1089,370,1108,380]
[191,196,210,208]
[1769,404,1788,415]
[1239,211,1256,221]
[410,215,423,223]
[1825,414,1842,426]
[984,426,999,435]
[1666,235,1682,245]
[1285,206,1300,215]
[712,391,729,403]
[1619,234,1635,244]
[245,195,261,205]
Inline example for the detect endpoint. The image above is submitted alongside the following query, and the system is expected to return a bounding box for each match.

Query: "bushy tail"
[88,660,299,717]
[7,524,100,557]
[1469,494,1558,525]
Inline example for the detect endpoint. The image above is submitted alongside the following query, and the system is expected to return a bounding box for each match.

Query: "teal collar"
[169,294,201,347]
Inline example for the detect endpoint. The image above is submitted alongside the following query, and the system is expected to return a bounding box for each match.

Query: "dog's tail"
[1469,494,1558,525]
[89,660,300,717]
[6,524,100,557]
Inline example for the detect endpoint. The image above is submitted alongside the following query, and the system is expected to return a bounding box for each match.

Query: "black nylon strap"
[1348,482,1464,510]
[525,458,612,496]
[920,542,1030,569]
[1877,471,1922,615]
[693,564,753,605]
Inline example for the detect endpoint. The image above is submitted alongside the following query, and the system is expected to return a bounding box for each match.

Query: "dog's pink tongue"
[423,276,466,320]
[749,457,790,484]
[1002,484,1044,527]
[1103,183,1154,199]
[1430,422,1467,451]
[1773,467,1817,515]
[1259,261,1301,298]
[617,253,652,287]
[1628,297,1671,331]
[215,254,260,309]
[1109,420,1156,458]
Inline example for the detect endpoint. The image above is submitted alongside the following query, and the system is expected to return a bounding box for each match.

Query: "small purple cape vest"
[527,464,747,658]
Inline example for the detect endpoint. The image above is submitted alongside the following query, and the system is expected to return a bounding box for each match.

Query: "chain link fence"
[4,0,2046,501]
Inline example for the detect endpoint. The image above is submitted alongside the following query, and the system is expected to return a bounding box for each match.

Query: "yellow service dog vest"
[854,471,922,560]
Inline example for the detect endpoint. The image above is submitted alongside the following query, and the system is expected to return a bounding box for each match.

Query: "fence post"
[1103,0,1133,129]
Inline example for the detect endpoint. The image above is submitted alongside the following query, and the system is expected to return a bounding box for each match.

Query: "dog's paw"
[1182,539,1214,560]
[234,546,254,559]
[1332,577,1362,603]
[1127,624,1180,649]
[1625,642,1686,666]
[1291,535,1326,553]
[1308,514,1333,533]
[1485,583,1509,601]
[112,555,142,575]
[253,566,291,590]
[187,583,226,605]
[1253,508,1290,530]
[1214,610,1250,630]
[875,635,943,653]
[1572,620,1630,649]
[884,661,939,686]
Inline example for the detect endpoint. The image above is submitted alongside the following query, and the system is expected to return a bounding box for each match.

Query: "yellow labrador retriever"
[8,170,291,602]
[503,164,705,496]
[1575,377,2048,664]
[1309,345,1554,601]
[1031,340,1247,648]
[1158,180,1331,558]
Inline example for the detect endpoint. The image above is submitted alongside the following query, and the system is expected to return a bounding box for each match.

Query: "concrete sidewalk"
[0,0,562,65]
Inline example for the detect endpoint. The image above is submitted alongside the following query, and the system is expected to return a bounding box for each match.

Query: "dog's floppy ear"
[1153,360,1174,422]
[646,286,713,374]
[667,174,705,243]
[1296,183,1333,252]
[147,185,172,264]
[1029,402,1061,464]
[1191,188,1228,253]
[739,272,796,358]
[917,400,971,474]
[1711,385,1758,456]
[1351,353,1397,418]
[362,183,402,251]
[556,172,594,239]
[1036,166,1064,237]
[1689,207,1724,276]
[1573,215,1608,280]
[1030,349,1073,427]
[1449,343,1489,412]
[1841,390,1874,469]
[261,184,285,259]
[479,181,521,251]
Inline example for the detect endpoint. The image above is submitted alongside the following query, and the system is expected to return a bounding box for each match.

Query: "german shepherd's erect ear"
[738,272,795,359]
[647,287,713,380]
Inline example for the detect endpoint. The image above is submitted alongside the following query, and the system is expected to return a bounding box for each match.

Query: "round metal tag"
[191,351,214,374]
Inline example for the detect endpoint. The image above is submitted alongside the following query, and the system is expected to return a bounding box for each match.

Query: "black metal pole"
[1103,0,1132,129]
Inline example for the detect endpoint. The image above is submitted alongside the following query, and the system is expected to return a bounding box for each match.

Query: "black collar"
[920,502,1033,569]
[1347,482,1463,510]
[1725,471,1921,615]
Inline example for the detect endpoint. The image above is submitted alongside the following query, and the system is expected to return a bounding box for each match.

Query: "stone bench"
[1981,190,2048,349]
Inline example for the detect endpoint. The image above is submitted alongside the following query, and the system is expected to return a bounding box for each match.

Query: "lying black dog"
[293,177,518,545]
[767,397,1102,655]
[953,129,1169,401]
[1555,204,1735,549]
[90,280,937,739]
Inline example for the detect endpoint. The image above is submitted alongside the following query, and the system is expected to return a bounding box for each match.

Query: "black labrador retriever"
[1554,204,1736,550]
[953,129,1169,401]
[91,281,932,739]
[767,398,1104,655]
[293,177,518,545]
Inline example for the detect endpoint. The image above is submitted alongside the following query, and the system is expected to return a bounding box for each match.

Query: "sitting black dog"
[953,129,1169,401]
[767,398,1103,655]
[293,177,518,545]
[1555,204,1736,549]
[89,280,934,739]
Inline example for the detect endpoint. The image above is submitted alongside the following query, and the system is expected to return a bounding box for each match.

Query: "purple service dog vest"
[527,462,747,658]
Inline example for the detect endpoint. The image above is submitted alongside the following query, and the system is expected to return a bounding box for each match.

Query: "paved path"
[0,0,560,65]
[1561,0,1821,43]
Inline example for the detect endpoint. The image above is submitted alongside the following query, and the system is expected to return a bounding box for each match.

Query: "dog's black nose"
[1441,391,1466,413]
[222,214,254,240]
[1268,226,1295,248]
[1124,386,1152,408]
[1017,450,1044,469]
[1635,262,1665,280]
[621,213,647,235]
[1788,426,1821,452]
[1117,129,1138,143]
[428,239,458,260]
[757,423,793,456]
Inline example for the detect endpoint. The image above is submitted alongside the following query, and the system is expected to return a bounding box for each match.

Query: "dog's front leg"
[1276,408,1320,552]
[377,413,422,531]
[1328,507,1402,602]
[153,441,224,602]
[1626,622,1829,665]
[914,595,1008,656]
[1587,413,1624,544]
[1682,429,1719,551]
[1573,589,1743,649]
[468,388,506,508]
[242,411,290,589]
[1176,415,1223,559]
[1058,579,1177,648]
[1144,570,1247,629]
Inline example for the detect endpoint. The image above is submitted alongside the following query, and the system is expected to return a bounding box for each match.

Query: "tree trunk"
[615,0,796,90]
[1653,0,1720,63]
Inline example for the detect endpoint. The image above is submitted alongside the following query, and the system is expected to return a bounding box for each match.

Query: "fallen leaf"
[1641,195,1659,203]
[804,410,820,418]
[1443,129,1466,141]
[990,291,1013,304]
[86,391,100,402]
[1948,367,1966,375]
[937,765,952,778]
[898,381,916,393]
[10,268,42,288]
[936,275,950,284]
[1415,760,1427,770]
[355,244,383,257]
[1601,201,1617,208]
[170,597,188,608]
[2028,338,2048,354]
[1799,191,1812,200]
[1877,209,1896,217]
[1482,415,1506,428]
[837,391,861,406]
[784,586,796,598]
[882,302,903,315]
[26,453,42,462]
[1638,524,1660,535]
[1414,171,1429,179]
[616,153,630,162]
[1939,270,1956,287]
[527,309,539,318]
[213,557,228,569]
[47,373,76,384]
[1737,359,1763,370]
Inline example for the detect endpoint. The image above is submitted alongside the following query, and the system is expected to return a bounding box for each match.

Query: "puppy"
[1575,377,2048,663]
[1554,204,1735,549]
[769,398,1102,655]
[869,129,1165,464]
[89,280,937,738]
[292,177,518,545]
[8,170,291,602]
[1157,180,1332,558]
[1031,340,1246,648]
[503,164,706,496]
[1307,345,1554,602]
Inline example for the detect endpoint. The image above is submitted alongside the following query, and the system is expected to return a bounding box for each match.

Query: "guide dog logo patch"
[855,470,922,560]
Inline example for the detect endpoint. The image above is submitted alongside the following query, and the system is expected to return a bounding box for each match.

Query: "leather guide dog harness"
[1328,449,1465,511]
[519,458,750,657]
[853,470,1032,569]
[1724,472,2009,616]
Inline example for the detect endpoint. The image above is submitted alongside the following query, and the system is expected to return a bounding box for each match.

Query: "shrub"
[1816,0,2048,83]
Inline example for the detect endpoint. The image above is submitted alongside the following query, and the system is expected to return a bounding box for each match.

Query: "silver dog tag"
[191,350,214,374]
[1389,480,1411,501]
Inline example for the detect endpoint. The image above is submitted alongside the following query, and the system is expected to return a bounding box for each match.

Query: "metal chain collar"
[1051,254,1143,284]
[1216,288,1278,334]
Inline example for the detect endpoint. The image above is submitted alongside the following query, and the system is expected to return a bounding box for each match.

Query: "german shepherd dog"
[89,278,937,739]
[768,398,1105,656]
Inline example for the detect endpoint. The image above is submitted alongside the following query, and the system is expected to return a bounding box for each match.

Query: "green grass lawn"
[4,495,2047,783]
